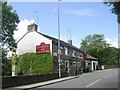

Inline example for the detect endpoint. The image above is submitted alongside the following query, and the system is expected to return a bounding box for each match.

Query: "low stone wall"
[2,72,68,88]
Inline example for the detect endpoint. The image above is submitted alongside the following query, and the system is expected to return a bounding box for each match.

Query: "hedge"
[15,53,53,75]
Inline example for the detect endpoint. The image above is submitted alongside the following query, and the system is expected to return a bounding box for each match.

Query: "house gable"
[16,31,52,55]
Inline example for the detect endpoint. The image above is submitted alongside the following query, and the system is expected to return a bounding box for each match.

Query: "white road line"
[103,74,112,78]
[86,79,101,87]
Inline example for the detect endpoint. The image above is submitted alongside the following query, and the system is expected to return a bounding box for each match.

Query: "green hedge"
[104,65,119,69]
[16,53,53,75]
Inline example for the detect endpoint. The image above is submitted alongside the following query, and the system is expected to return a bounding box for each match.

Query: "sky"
[8,1,118,48]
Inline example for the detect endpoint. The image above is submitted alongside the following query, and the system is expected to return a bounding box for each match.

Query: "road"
[34,68,118,88]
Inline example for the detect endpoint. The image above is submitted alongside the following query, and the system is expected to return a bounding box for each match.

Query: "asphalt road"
[35,68,118,88]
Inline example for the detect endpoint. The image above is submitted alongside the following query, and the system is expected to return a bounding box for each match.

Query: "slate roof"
[37,32,85,53]
[17,31,85,53]
[84,54,98,60]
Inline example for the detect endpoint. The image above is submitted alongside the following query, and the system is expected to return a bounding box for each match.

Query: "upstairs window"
[64,47,68,55]
[79,52,83,58]
[77,52,83,58]
[72,50,76,57]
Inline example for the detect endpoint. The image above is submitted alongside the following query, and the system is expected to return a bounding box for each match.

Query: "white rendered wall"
[91,61,98,71]
[16,31,52,55]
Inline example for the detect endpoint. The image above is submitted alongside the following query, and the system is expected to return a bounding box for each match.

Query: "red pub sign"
[36,42,50,53]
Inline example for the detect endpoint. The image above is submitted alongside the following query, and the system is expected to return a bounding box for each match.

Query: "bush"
[16,53,53,75]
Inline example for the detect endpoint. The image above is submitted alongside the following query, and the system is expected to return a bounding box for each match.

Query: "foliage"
[16,53,53,76]
[11,52,18,65]
[1,1,20,76]
[80,34,110,52]
[1,2,20,50]
[0,2,2,38]
[104,1,120,23]
[97,47,119,66]
[1,48,12,76]
[80,34,119,66]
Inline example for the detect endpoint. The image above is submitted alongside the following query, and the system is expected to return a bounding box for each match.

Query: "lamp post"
[58,0,61,78]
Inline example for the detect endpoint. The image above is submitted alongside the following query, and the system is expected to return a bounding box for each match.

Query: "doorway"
[65,60,69,74]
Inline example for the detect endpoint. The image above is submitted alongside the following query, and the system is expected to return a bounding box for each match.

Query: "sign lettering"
[36,42,50,53]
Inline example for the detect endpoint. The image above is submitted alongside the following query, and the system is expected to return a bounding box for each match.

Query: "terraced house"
[16,23,85,76]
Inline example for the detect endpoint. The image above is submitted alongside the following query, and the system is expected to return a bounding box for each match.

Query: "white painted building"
[84,54,98,72]
[16,23,52,55]
[16,23,85,76]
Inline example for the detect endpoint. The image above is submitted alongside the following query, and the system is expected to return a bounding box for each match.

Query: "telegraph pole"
[58,0,62,78]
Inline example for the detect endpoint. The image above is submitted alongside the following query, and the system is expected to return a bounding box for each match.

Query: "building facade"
[83,54,98,72]
[16,23,85,76]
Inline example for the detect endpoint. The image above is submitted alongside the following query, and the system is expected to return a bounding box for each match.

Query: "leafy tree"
[116,48,120,67]
[2,2,20,50]
[80,34,119,67]
[80,34,110,53]
[1,48,12,76]
[104,0,120,67]
[1,2,20,76]
[97,47,119,66]
[0,2,2,37]
[104,1,120,23]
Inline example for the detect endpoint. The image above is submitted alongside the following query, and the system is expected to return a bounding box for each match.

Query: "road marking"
[86,79,101,87]
[103,74,112,78]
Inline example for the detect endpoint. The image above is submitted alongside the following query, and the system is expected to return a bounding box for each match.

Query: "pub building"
[16,23,98,76]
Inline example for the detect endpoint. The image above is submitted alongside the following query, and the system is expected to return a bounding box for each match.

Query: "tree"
[104,1,120,23]
[1,2,20,76]
[80,34,108,66]
[2,2,20,50]
[80,34,119,67]
[1,48,12,76]
[97,47,119,66]
[80,34,110,53]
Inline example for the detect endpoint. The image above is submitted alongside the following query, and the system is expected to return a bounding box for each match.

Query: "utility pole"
[58,0,62,78]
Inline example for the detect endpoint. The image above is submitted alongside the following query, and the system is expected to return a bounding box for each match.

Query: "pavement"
[4,76,78,90]
[4,69,118,89]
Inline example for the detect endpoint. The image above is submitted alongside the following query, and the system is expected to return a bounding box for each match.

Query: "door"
[69,61,77,76]
[65,60,69,74]
[93,62,96,71]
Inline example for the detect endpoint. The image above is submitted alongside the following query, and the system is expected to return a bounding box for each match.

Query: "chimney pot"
[68,39,72,45]
[28,23,38,32]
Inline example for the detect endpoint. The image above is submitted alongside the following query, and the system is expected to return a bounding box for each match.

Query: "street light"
[58,0,62,78]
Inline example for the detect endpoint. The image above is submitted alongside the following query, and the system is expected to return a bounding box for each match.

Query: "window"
[53,52,57,56]
[58,49,62,55]
[72,50,76,57]
[77,52,83,58]
[80,53,83,58]
[64,47,68,55]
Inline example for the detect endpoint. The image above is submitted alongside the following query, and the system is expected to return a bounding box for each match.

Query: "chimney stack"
[27,23,38,32]
[68,39,72,45]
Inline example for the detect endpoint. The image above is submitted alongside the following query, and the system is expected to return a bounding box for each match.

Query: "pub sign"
[36,42,50,53]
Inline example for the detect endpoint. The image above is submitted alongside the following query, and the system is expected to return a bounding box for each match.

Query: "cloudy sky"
[8,2,118,48]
